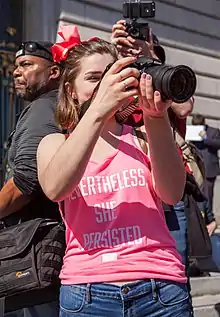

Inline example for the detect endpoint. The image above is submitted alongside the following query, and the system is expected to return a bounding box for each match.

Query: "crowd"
[0,18,219,317]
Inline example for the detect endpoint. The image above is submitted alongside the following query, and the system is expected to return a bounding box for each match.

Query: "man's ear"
[49,64,61,80]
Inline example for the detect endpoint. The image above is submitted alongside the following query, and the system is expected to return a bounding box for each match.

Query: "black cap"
[15,41,54,61]
[152,34,166,64]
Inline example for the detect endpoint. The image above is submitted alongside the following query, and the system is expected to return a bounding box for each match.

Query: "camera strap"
[135,126,148,154]
[79,62,114,120]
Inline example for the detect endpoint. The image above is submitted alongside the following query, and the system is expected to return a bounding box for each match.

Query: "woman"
[37,26,191,316]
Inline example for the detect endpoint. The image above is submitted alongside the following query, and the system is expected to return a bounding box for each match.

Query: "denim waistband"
[61,279,178,301]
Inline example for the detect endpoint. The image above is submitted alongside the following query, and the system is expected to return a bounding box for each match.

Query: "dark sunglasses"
[16,41,53,61]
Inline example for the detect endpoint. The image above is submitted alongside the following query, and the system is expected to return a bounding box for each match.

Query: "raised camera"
[123,1,155,41]
[123,1,155,19]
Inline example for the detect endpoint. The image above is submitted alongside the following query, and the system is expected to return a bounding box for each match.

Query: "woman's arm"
[37,109,105,201]
[37,57,140,201]
[138,73,186,205]
[144,113,186,205]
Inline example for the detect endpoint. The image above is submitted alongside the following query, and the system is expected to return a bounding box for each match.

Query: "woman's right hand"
[90,56,140,120]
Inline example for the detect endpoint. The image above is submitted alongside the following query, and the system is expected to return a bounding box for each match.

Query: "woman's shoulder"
[37,132,66,178]
[41,132,65,145]
[38,132,66,156]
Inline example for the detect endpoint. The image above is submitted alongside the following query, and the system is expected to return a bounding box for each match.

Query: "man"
[1,41,62,316]
[192,114,220,217]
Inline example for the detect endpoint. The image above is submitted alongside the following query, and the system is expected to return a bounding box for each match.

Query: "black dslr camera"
[127,56,197,103]
[123,1,155,41]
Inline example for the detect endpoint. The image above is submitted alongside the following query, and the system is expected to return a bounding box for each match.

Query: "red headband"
[51,25,99,63]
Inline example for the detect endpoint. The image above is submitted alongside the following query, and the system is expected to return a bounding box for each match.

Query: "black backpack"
[0,217,65,314]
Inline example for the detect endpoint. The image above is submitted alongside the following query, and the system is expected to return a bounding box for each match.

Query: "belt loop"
[85,283,91,304]
[150,279,157,300]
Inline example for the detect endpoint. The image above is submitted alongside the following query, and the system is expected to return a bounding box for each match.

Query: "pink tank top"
[60,125,186,284]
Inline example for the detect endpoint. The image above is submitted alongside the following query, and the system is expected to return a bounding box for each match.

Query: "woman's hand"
[111,20,158,59]
[138,73,171,118]
[90,56,140,120]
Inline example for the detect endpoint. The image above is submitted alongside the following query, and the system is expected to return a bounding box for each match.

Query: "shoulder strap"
[174,129,199,160]
[60,200,65,218]
[135,126,148,154]
[173,129,187,148]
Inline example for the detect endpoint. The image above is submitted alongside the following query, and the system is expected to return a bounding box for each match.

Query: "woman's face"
[73,53,115,105]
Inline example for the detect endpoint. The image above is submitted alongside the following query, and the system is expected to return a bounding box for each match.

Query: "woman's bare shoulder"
[41,132,66,144]
[38,133,66,155]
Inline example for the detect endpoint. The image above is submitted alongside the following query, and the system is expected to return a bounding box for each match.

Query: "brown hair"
[56,39,118,130]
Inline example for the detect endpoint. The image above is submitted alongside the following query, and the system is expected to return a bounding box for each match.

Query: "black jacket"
[193,125,220,178]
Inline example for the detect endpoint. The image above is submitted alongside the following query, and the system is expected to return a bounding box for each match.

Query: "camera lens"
[147,64,197,103]
[129,27,140,39]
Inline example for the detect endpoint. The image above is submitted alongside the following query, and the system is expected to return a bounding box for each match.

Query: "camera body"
[129,56,163,71]
[123,1,156,19]
[125,22,150,41]
[123,1,156,41]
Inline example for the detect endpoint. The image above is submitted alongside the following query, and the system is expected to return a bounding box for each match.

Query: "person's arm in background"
[0,100,61,219]
[200,128,220,150]
[0,178,29,218]
[171,97,194,120]
[198,198,217,236]
[169,97,194,141]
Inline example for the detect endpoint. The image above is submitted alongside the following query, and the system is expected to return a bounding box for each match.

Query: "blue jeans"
[4,301,59,317]
[165,201,193,312]
[60,280,193,317]
[165,201,188,267]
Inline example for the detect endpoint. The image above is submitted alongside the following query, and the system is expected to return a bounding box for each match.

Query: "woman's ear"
[65,82,78,103]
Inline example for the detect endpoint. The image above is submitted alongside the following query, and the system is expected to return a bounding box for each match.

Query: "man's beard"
[16,81,50,102]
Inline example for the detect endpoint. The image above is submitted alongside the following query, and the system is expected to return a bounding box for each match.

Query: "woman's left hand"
[138,73,172,118]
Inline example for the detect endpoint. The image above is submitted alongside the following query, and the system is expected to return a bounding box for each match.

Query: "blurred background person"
[192,113,220,221]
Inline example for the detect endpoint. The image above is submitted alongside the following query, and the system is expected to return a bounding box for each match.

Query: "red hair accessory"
[51,25,99,63]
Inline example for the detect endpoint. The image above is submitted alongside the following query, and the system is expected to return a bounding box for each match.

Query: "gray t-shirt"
[5,89,61,223]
